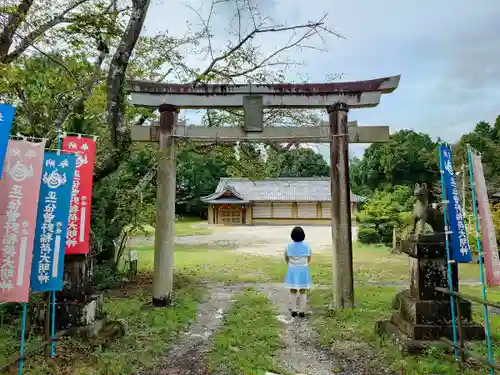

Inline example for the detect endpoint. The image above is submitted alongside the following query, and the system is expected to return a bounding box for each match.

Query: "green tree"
[350,130,440,196]
[349,156,373,197]
[357,185,414,244]
[176,144,235,218]
[1,0,342,266]
[265,147,329,178]
[454,116,500,193]
[227,143,267,179]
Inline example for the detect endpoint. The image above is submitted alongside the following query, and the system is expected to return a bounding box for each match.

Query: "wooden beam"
[127,75,400,95]
[129,91,383,109]
[126,76,400,108]
[130,123,390,143]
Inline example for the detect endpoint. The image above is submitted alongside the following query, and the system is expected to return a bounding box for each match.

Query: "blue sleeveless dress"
[284,242,312,289]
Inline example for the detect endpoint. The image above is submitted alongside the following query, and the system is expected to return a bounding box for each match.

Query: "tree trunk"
[95,0,152,184]
[0,0,34,61]
[57,0,152,330]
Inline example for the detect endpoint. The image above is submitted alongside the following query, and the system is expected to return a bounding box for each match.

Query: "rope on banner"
[467,145,495,374]
[44,148,73,154]
[47,130,100,142]
[437,139,459,361]
[9,134,47,143]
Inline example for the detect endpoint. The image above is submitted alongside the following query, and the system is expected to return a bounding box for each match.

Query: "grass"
[126,217,213,238]
[124,241,500,374]
[308,285,500,375]
[3,229,498,374]
[207,288,283,375]
[175,217,214,237]
[131,242,487,286]
[0,274,202,375]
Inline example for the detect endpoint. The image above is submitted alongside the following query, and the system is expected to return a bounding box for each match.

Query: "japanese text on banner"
[0,139,46,302]
[0,104,16,179]
[62,136,96,255]
[440,144,472,262]
[471,152,500,286]
[30,152,76,292]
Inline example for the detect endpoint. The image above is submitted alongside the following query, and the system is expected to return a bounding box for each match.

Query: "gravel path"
[138,282,396,375]
[129,225,357,256]
[138,284,243,375]
[257,283,396,375]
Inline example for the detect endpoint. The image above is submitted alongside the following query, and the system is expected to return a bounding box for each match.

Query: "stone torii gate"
[126,76,400,309]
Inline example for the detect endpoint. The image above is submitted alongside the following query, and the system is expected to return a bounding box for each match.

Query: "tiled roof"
[201,177,365,203]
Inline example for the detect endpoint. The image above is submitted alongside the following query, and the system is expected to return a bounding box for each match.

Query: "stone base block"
[375,320,456,355]
[393,290,472,325]
[391,312,485,341]
[56,293,106,330]
[409,258,458,301]
[402,233,447,258]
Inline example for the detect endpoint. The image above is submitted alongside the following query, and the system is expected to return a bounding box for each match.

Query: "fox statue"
[410,182,445,234]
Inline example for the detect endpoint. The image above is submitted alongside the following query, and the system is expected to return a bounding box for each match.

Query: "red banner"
[0,139,46,302]
[471,152,500,286]
[61,136,96,255]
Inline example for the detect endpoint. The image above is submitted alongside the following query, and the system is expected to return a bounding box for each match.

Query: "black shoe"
[291,311,298,317]
[298,312,306,318]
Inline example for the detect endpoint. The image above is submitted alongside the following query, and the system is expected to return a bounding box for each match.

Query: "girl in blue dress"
[284,226,312,317]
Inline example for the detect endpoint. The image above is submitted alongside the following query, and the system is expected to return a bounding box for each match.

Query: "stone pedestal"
[55,293,105,330]
[54,255,107,339]
[376,233,485,353]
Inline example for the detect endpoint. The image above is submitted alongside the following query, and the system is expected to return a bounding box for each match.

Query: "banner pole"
[438,141,459,361]
[50,127,62,358]
[18,302,28,375]
[50,291,56,357]
[467,146,495,374]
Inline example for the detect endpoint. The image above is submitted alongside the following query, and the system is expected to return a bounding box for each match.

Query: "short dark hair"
[291,226,305,242]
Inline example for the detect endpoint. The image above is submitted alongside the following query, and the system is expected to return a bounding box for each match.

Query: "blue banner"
[439,143,472,262]
[0,104,16,179]
[30,152,76,292]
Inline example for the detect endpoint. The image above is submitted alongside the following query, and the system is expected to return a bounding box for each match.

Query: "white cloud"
[143,0,500,158]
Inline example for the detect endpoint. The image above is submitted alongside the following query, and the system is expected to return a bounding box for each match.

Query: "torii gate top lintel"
[126,75,400,109]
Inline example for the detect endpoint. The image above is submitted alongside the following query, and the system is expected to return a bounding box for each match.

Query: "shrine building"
[201,177,365,225]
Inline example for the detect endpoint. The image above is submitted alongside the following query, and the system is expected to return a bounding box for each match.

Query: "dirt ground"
[133,225,357,256]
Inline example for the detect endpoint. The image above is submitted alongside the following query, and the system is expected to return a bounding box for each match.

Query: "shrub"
[93,263,124,290]
[356,185,414,244]
[358,227,381,244]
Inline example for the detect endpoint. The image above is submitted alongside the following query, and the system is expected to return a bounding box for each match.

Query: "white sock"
[289,293,298,312]
[299,293,307,313]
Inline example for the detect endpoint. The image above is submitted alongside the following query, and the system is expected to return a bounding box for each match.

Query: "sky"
[143,0,500,160]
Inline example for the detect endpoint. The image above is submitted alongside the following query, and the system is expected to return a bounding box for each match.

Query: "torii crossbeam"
[126,75,401,309]
[128,76,400,108]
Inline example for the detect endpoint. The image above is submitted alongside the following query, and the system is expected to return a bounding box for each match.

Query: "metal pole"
[437,141,460,361]
[328,102,354,309]
[44,292,51,358]
[467,146,495,374]
[18,303,28,375]
[461,164,466,218]
[152,104,178,307]
[50,291,56,357]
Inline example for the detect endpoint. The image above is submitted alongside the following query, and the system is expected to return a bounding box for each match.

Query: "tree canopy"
[349,130,440,196]
[1,0,341,264]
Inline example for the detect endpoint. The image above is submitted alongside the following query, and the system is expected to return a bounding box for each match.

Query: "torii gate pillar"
[328,102,354,309]
[152,104,178,306]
